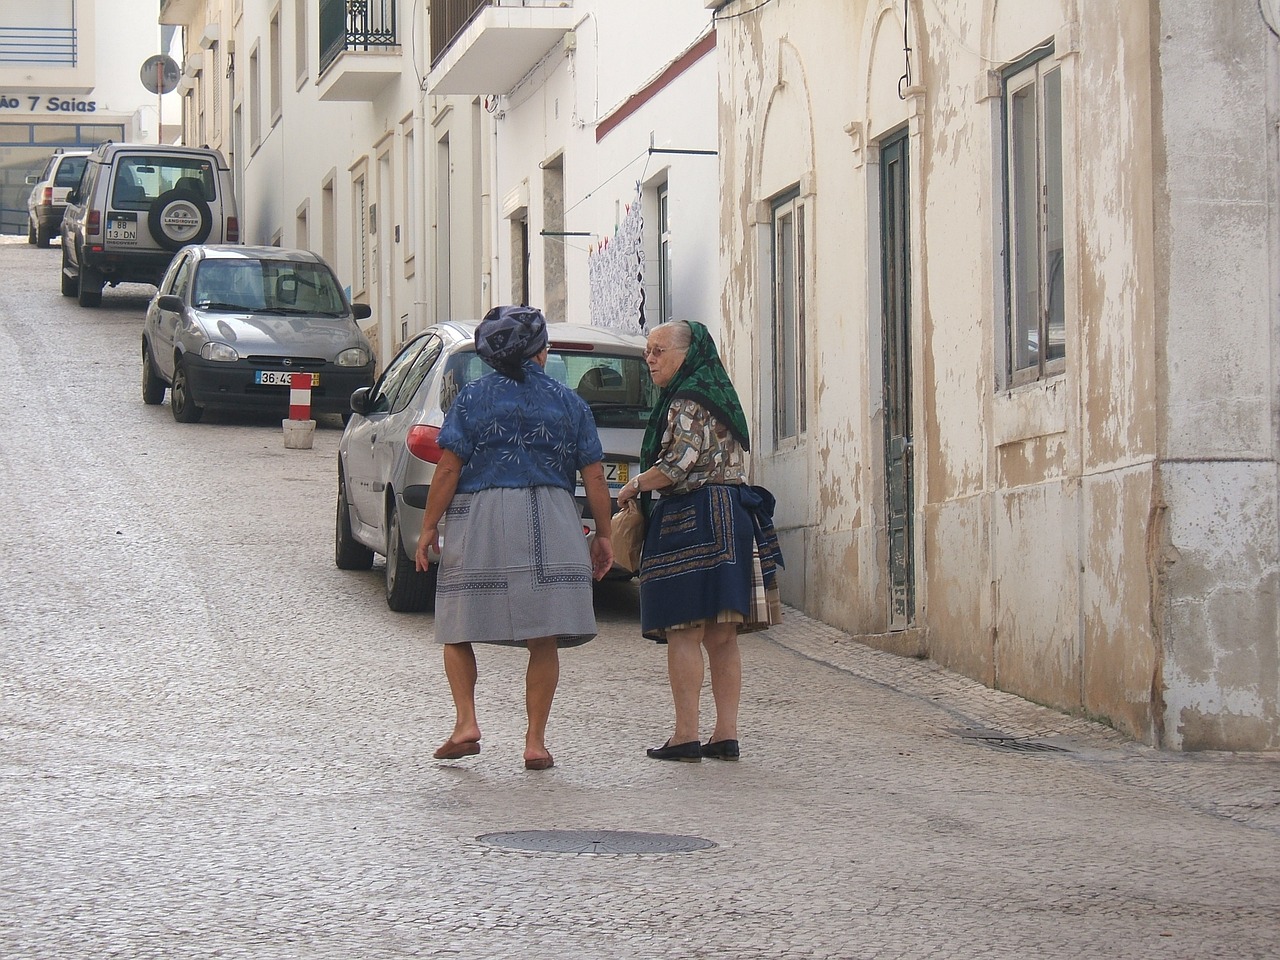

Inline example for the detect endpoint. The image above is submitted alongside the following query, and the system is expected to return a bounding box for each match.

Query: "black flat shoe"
[701,739,740,760]
[646,739,702,762]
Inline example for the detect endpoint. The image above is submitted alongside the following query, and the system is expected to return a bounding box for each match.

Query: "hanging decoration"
[588,183,646,335]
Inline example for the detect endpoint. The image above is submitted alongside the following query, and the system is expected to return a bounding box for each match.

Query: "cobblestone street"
[1,237,1278,959]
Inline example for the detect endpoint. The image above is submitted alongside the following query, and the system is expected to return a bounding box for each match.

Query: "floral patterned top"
[438,363,603,493]
[651,398,747,494]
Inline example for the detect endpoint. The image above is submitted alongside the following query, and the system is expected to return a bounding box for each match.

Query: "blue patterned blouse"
[438,361,604,494]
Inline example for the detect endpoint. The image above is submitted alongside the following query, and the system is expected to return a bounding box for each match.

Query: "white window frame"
[1003,45,1066,386]
[770,188,807,444]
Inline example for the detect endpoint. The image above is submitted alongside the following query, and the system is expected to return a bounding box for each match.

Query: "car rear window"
[441,348,656,428]
[112,155,217,209]
[54,157,87,187]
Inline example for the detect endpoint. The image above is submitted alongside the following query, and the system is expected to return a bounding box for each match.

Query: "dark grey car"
[142,245,375,423]
[335,320,654,611]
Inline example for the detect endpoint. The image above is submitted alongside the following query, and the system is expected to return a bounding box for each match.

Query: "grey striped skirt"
[432,485,597,647]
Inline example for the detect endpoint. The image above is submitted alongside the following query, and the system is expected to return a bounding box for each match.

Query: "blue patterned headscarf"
[475,305,548,376]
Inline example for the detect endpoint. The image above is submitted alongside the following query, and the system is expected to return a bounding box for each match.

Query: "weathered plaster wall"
[716,0,1280,750]
[1155,0,1280,750]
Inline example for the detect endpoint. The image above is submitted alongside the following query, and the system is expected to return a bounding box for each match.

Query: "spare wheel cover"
[148,189,213,251]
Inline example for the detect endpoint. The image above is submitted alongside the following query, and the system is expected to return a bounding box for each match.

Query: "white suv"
[60,142,240,307]
[25,149,90,248]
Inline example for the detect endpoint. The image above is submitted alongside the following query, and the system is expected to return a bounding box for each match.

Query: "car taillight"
[226,216,239,243]
[406,424,444,464]
[41,187,52,204]
[87,209,101,237]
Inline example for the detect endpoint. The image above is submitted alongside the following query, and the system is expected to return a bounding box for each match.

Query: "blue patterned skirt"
[638,484,783,640]
[433,485,597,647]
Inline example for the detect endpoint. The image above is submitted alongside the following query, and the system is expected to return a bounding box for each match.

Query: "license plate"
[255,371,320,386]
[603,461,630,487]
[106,213,137,242]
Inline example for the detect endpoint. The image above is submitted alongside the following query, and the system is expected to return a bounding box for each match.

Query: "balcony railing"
[0,26,78,67]
[320,0,399,74]
[430,0,567,67]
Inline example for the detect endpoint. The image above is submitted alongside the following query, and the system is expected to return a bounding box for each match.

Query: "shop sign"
[0,95,97,113]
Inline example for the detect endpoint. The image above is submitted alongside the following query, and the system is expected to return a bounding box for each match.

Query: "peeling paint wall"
[1155,2,1280,749]
[715,0,1280,750]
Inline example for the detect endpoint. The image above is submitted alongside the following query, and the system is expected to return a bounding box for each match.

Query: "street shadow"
[186,407,349,430]
[593,577,641,622]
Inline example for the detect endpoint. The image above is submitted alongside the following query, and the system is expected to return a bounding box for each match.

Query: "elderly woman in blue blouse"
[414,306,615,771]
[616,320,783,763]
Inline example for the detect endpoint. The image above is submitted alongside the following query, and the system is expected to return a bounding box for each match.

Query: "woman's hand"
[590,534,614,580]
[616,475,639,506]
[415,525,439,572]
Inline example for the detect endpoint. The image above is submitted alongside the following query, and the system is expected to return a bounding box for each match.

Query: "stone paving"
[1,237,1278,959]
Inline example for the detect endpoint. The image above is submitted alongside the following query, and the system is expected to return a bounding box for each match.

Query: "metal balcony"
[317,0,402,101]
[426,0,576,97]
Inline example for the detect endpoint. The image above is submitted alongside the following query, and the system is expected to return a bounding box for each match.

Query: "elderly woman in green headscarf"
[616,320,783,763]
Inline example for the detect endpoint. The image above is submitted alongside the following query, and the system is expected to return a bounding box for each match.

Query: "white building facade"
[425,0,720,338]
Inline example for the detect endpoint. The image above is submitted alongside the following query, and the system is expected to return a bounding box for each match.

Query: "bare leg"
[524,636,559,764]
[665,625,705,744]
[702,622,741,743]
[442,642,481,744]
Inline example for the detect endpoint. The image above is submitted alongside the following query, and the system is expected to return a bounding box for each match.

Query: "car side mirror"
[65,189,79,204]
[157,294,185,312]
[351,302,372,320]
[349,386,373,416]
[25,174,38,185]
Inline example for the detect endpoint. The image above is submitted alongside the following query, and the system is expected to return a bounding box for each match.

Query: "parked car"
[25,149,90,247]
[61,141,239,307]
[141,245,375,424]
[336,320,655,611]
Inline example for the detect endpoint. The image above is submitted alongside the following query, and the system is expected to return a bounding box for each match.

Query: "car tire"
[148,189,213,252]
[141,341,166,405]
[27,219,35,245]
[385,502,435,612]
[170,360,204,423]
[35,223,51,248]
[335,471,375,571]
[59,247,76,297]
[77,263,102,308]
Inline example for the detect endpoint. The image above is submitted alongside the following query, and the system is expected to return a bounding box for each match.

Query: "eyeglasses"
[643,345,677,359]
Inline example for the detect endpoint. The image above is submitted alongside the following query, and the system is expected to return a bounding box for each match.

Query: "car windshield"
[192,259,348,315]
[54,157,87,187]
[441,348,657,428]
[112,156,216,209]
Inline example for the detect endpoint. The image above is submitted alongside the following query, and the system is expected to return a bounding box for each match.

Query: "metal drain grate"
[478,829,717,854]
[951,727,1073,754]
[981,738,1072,754]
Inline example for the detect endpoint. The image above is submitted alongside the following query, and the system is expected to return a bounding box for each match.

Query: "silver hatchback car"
[142,245,375,422]
[336,320,655,611]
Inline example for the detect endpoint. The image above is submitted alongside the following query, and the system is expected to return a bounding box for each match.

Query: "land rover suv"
[60,142,239,307]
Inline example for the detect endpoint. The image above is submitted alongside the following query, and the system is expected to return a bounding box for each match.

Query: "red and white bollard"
[282,371,316,449]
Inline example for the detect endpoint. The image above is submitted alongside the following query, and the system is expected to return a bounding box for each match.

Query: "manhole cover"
[478,829,716,854]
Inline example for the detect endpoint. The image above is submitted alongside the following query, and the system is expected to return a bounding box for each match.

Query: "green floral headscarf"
[640,321,750,471]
